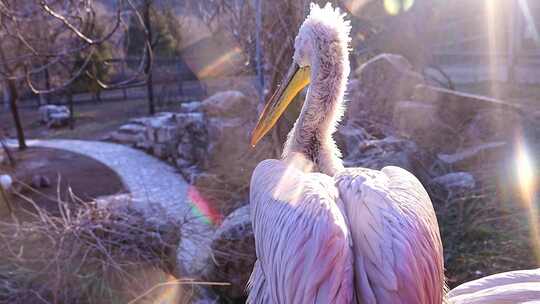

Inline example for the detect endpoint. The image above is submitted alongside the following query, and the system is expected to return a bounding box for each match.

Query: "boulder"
[197,204,254,300]
[108,123,146,145]
[31,175,51,189]
[180,101,203,113]
[412,84,522,131]
[336,121,371,158]
[94,193,134,209]
[437,142,507,170]
[392,100,457,151]
[462,108,523,146]
[349,54,425,121]
[432,172,476,194]
[343,136,420,171]
[175,112,207,168]
[0,174,13,192]
[139,112,207,164]
[39,105,70,128]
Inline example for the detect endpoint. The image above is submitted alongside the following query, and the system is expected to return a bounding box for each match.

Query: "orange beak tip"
[249,135,257,148]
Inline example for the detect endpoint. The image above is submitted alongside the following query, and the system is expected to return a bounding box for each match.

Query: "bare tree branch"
[26,47,96,94]
[39,0,122,46]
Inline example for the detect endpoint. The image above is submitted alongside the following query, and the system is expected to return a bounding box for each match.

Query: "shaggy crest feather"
[304,3,352,45]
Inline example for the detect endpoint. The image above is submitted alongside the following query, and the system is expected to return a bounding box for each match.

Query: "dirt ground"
[0,98,181,141]
[0,147,188,303]
[0,147,126,217]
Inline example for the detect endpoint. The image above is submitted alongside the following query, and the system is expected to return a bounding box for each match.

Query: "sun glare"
[198,47,242,79]
[383,0,414,16]
[516,141,540,264]
[517,144,536,200]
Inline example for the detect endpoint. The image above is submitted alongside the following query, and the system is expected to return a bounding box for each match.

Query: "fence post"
[255,0,264,107]
[508,0,517,84]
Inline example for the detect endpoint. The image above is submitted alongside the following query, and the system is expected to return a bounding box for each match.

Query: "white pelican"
[247,3,540,304]
[248,3,444,303]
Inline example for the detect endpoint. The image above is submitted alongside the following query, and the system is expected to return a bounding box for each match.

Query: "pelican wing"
[448,268,540,304]
[336,166,445,304]
[248,159,355,304]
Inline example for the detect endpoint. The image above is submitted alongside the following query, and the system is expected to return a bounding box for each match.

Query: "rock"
[432,172,476,194]
[30,175,51,188]
[392,100,457,151]
[108,123,146,145]
[38,105,70,128]
[48,112,70,128]
[196,204,254,300]
[412,84,522,130]
[344,136,420,171]
[437,142,507,169]
[94,193,134,209]
[0,174,13,192]
[336,122,371,158]
[349,54,425,121]
[151,143,175,159]
[138,112,207,163]
[110,91,271,217]
[462,108,523,146]
[180,101,202,113]
[174,112,207,167]
[201,91,252,118]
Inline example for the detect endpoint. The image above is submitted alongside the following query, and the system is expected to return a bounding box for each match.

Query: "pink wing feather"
[336,166,446,304]
[248,159,355,303]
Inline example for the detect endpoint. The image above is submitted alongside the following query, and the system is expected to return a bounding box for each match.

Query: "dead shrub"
[0,192,182,303]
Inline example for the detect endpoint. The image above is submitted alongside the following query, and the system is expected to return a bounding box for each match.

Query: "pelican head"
[251,3,351,174]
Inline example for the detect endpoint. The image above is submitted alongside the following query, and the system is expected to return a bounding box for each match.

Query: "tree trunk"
[255,0,264,106]
[67,89,75,130]
[144,0,155,115]
[7,79,26,150]
[2,81,9,111]
[44,67,51,104]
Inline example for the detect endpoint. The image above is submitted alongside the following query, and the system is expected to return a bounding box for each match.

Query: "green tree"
[125,1,182,115]
[71,24,115,101]
[125,6,182,61]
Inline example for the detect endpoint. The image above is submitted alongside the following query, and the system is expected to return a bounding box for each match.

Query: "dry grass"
[426,157,538,287]
[0,190,183,304]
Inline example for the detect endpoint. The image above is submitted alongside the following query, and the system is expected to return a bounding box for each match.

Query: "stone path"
[7,139,213,275]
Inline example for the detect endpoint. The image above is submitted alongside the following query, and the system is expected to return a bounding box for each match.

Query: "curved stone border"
[7,139,213,276]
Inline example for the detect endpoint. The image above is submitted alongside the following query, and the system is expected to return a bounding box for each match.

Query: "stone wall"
[108,91,273,216]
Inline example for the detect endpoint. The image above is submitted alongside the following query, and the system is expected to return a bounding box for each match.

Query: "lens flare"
[517,144,535,200]
[384,0,414,16]
[518,0,540,45]
[384,0,400,15]
[516,141,540,264]
[404,0,414,11]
